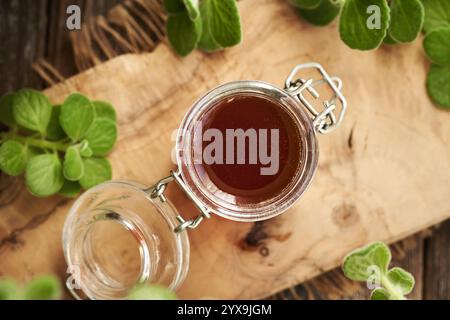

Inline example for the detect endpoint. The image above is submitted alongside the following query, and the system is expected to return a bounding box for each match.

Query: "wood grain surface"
[0,0,449,299]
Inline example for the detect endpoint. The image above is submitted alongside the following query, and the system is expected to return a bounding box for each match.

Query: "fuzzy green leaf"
[290,0,322,10]
[84,119,118,156]
[79,140,93,158]
[342,242,391,281]
[0,93,17,127]
[13,89,52,134]
[24,276,62,300]
[298,0,341,27]
[202,0,242,48]
[427,64,450,108]
[383,32,399,45]
[423,28,450,65]
[387,267,415,295]
[183,0,200,20]
[63,146,84,181]
[422,0,450,33]
[60,93,95,141]
[0,140,28,176]
[167,11,202,56]
[0,279,21,300]
[371,288,390,300]
[79,158,112,189]
[388,0,424,43]
[59,180,82,198]
[164,0,185,14]
[198,0,223,52]
[80,147,93,158]
[25,154,64,197]
[93,101,117,122]
[339,0,390,50]
[46,105,66,141]
[128,285,177,300]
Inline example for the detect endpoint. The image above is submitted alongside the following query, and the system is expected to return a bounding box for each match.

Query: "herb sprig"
[164,0,242,56]
[0,275,61,300]
[289,0,450,109]
[0,276,176,300]
[128,284,177,300]
[342,242,415,300]
[0,90,118,198]
[422,0,450,109]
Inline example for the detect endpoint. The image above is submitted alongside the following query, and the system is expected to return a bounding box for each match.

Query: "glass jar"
[63,62,347,299]
[63,181,189,300]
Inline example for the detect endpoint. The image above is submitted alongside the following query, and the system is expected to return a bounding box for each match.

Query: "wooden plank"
[0,0,124,90]
[0,0,48,92]
[0,0,449,299]
[424,220,450,299]
[45,0,124,78]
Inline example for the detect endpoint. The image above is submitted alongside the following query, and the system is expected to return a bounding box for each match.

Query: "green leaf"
[24,275,61,300]
[198,0,223,52]
[0,140,28,176]
[79,158,112,189]
[371,287,390,300]
[183,0,200,20]
[342,242,391,281]
[387,267,415,295]
[339,0,390,50]
[167,11,202,56]
[60,93,95,141]
[0,93,17,127]
[427,64,450,108]
[383,32,399,45]
[298,0,341,27]
[12,89,52,134]
[421,0,450,33]
[79,140,93,158]
[25,154,64,197]
[128,285,177,300]
[423,28,450,65]
[59,180,82,198]
[164,0,185,14]
[84,119,118,156]
[93,101,117,122]
[202,0,242,48]
[290,0,322,10]
[0,279,21,300]
[388,0,424,43]
[46,105,66,141]
[63,146,84,181]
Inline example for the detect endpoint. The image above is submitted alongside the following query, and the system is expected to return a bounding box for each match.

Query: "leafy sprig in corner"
[164,0,242,56]
[289,0,450,109]
[0,275,61,300]
[0,90,118,198]
[289,0,424,50]
[342,242,415,300]
[0,276,176,300]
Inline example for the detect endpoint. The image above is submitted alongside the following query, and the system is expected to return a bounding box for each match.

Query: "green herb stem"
[0,132,71,152]
[380,275,406,300]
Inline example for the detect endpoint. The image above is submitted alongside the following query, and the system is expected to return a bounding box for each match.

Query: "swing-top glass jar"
[62,62,347,299]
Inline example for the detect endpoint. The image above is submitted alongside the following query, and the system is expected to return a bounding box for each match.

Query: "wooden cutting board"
[0,0,449,299]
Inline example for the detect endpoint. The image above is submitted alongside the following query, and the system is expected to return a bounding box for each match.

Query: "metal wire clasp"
[284,62,347,134]
[147,171,211,233]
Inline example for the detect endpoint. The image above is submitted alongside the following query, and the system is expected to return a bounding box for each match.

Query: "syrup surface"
[199,94,303,203]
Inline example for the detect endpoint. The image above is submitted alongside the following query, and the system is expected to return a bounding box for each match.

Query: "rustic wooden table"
[0,0,448,300]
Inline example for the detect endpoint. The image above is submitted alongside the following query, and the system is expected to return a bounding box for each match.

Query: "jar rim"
[176,80,319,222]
